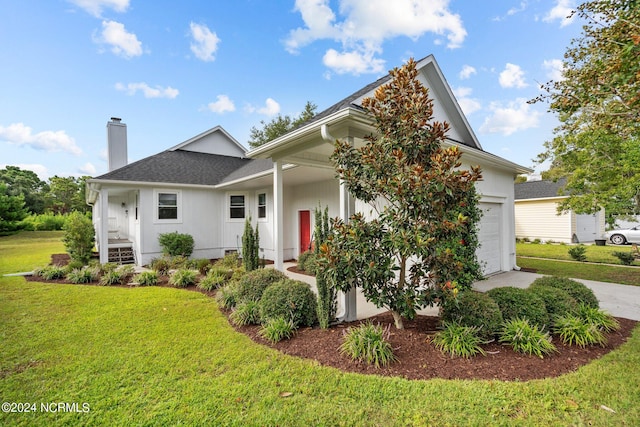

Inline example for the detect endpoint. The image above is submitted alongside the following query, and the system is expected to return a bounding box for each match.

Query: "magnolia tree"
[319,58,483,329]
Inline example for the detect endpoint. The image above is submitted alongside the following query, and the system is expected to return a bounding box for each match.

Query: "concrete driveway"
[474,271,640,321]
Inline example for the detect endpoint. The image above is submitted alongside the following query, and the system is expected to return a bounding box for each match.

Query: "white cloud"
[543,0,575,27]
[0,123,82,155]
[479,98,540,136]
[258,98,281,116]
[543,59,565,81]
[207,95,235,113]
[189,22,220,62]
[68,0,129,17]
[95,20,143,58]
[323,49,385,75]
[0,164,50,180]
[79,162,97,175]
[285,0,466,75]
[499,63,528,88]
[459,64,476,80]
[452,87,481,115]
[115,82,179,99]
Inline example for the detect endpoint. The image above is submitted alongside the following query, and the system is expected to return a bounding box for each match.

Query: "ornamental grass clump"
[99,264,134,286]
[230,300,261,326]
[432,322,486,358]
[499,318,556,358]
[340,322,396,367]
[168,268,198,288]
[66,266,100,284]
[33,265,66,280]
[553,314,607,347]
[258,317,296,344]
[576,304,620,333]
[132,270,159,286]
[215,283,239,310]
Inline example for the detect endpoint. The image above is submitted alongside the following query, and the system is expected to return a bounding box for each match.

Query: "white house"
[514,178,606,243]
[87,55,530,282]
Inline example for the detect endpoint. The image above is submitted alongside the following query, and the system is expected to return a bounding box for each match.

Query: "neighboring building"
[87,55,530,282]
[515,178,605,243]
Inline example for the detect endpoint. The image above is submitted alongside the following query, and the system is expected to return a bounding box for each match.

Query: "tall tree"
[0,166,49,214]
[320,59,482,329]
[248,101,317,148]
[46,176,90,214]
[0,183,29,233]
[532,0,640,216]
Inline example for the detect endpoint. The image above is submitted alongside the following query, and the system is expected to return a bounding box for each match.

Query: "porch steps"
[108,246,135,264]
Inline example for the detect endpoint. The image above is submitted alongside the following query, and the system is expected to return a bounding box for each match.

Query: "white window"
[258,193,267,220]
[154,190,182,223]
[229,194,245,219]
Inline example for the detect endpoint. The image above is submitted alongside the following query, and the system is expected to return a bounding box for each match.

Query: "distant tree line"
[0,165,91,233]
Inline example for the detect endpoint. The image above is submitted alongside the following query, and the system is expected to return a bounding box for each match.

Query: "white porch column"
[99,188,109,264]
[339,136,358,322]
[273,160,284,271]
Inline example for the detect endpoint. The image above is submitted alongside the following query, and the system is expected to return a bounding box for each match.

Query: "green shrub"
[236,268,287,303]
[487,287,549,330]
[216,252,240,269]
[432,322,486,358]
[340,322,396,367]
[526,285,578,327]
[230,300,261,326]
[149,257,171,275]
[258,317,297,343]
[554,314,607,347]
[297,251,318,274]
[440,290,503,339]
[612,251,635,266]
[258,279,317,327]
[158,232,194,257]
[568,244,587,262]
[20,213,67,231]
[530,276,599,309]
[189,258,212,275]
[168,268,198,288]
[132,271,159,286]
[62,211,95,264]
[33,265,66,280]
[99,265,134,286]
[169,255,189,270]
[242,217,260,271]
[66,266,99,284]
[197,269,228,291]
[576,304,620,332]
[215,283,239,309]
[499,318,556,357]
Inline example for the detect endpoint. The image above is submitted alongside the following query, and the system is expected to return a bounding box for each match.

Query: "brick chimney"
[107,117,128,172]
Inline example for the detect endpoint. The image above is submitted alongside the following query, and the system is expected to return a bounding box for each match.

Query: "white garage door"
[476,203,502,275]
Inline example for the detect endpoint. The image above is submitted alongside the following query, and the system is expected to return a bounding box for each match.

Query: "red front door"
[299,210,311,254]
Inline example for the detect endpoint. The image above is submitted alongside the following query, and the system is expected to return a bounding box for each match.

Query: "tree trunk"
[391,310,404,330]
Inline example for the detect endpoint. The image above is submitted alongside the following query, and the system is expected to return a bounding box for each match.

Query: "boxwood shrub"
[526,285,578,326]
[235,268,287,303]
[440,290,503,339]
[487,286,549,330]
[530,276,599,309]
[259,279,317,327]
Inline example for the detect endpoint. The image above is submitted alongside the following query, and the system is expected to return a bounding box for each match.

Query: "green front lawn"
[2,232,640,425]
[516,242,639,265]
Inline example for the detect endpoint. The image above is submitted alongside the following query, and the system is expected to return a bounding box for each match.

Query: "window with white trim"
[229,194,245,219]
[257,193,266,219]
[154,190,182,223]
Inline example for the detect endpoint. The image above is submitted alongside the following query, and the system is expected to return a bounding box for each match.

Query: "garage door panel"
[477,203,502,275]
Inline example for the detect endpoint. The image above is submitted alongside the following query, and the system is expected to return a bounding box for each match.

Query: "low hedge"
[440,291,503,339]
[487,286,550,330]
[259,279,317,327]
[530,276,599,309]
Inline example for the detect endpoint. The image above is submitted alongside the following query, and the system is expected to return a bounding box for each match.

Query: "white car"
[605,225,640,245]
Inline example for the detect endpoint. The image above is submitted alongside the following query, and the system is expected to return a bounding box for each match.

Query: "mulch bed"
[28,254,638,382]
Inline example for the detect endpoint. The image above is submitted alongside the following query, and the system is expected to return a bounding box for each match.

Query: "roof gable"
[170,126,247,158]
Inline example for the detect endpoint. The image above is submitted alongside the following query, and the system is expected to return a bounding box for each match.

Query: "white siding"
[514,199,572,243]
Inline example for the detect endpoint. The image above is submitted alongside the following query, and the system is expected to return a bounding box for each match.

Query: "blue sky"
[0,0,583,180]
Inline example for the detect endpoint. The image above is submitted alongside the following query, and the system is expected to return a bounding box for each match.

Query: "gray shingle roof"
[93,150,258,186]
[515,178,568,200]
